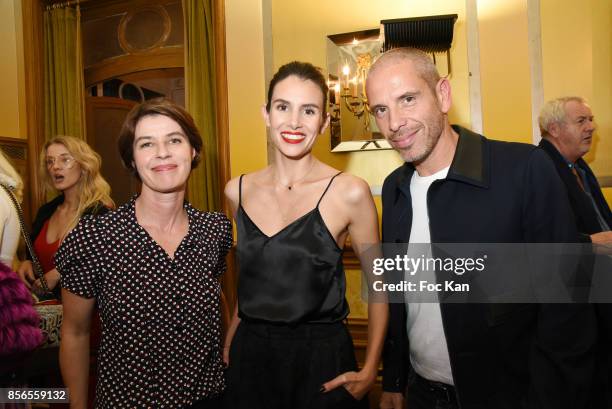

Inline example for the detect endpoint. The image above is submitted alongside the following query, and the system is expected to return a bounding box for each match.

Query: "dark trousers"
[225,321,368,409]
[406,371,459,409]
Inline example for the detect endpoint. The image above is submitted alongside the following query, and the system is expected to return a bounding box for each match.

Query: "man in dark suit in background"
[366,47,596,409]
[538,96,612,244]
[539,97,612,408]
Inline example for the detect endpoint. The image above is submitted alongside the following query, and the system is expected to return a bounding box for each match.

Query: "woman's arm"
[223,301,241,366]
[224,176,240,218]
[32,268,61,292]
[349,179,387,379]
[16,260,34,288]
[323,176,388,399]
[60,289,95,409]
[222,177,242,365]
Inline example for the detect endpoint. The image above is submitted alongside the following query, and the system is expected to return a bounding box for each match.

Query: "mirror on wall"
[326,16,458,153]
[327,29,391,153]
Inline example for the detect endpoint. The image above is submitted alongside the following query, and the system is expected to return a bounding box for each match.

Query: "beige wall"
[541,0,611,177]
[477,0,533,143]
[269,0,470,187]
[0,0,26,139]
[224,0,269,179]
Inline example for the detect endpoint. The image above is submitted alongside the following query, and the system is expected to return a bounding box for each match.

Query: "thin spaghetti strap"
[238,174,245,206]
[316,172,342,208]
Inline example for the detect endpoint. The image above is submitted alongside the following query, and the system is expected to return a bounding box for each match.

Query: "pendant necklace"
[276,160,316,191]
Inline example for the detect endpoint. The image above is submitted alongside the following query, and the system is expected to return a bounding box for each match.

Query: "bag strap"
[0,184,50,294]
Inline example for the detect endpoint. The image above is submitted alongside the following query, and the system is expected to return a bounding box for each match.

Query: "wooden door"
[85,96,139,207]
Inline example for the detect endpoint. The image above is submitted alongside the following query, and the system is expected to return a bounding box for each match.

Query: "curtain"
[43,5,86,141]
[183,0,220,211]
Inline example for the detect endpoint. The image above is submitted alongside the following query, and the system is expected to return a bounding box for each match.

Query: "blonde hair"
[0,149,23,203]
[40,136,114,234]
[538,96,587,138]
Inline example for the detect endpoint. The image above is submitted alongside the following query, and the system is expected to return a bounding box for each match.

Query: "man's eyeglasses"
[46,155,76,170]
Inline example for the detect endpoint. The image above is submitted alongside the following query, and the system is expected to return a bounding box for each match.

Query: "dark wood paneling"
[80,0,179,22]
[84,47,184,87]
[85,96,138,206]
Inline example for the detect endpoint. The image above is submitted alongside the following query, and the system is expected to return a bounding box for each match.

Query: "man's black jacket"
[538,138,612,238]
[381,126,596,409]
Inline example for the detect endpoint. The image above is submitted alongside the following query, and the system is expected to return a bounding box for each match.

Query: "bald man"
[365,48,595,409]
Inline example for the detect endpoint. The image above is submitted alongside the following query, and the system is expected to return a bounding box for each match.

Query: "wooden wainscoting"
[343,237,361,270]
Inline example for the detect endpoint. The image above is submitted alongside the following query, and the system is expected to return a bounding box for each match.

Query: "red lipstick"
[281,131,306,144]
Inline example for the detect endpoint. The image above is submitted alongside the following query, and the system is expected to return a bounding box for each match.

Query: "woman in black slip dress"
[223,61,388,409]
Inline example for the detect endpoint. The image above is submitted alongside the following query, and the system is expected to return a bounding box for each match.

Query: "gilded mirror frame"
[327,29,391,153]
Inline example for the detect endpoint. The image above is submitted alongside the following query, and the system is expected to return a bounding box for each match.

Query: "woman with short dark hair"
[57,99,231,409]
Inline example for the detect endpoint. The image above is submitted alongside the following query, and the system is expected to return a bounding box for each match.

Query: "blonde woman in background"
[17,135,114,298]
[0,149,23,267]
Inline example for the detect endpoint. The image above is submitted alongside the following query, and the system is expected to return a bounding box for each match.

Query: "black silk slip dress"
[225,172,368,409]
[236,171,349,324]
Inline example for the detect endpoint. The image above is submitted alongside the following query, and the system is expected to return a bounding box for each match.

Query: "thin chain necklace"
[274,160,316,190]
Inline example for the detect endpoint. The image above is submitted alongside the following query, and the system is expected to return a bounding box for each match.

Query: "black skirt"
[224,321,369,409]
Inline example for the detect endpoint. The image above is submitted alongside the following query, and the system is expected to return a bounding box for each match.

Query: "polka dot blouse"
[56,198,232,408]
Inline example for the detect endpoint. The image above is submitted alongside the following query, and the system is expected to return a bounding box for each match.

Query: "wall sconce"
[338,48,371,132]
[326,15,458,153]
[327,29,386,152]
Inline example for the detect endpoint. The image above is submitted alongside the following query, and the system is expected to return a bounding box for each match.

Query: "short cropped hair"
[118,99,203,177]
[538,96,587,138]
[368,47,441,92]
[266,61,328,114]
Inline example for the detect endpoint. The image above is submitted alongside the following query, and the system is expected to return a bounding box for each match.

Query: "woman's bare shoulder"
[224,176,240,204]
[224,168,272,203]
[331,173,372,206]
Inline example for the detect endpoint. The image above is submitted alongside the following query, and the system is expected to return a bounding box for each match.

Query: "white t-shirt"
[405,166,454,385]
